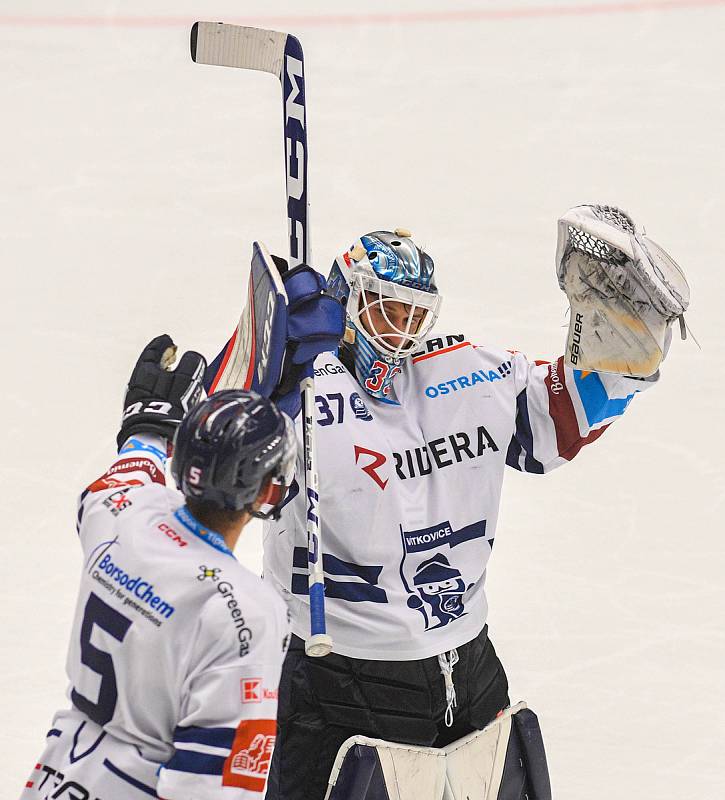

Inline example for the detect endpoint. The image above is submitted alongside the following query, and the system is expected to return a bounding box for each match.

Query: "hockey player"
[205,208,689,800]
[20,335,296,800]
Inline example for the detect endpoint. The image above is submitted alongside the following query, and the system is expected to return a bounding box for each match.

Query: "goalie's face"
[348,274,441,359]
[359,292,427,352]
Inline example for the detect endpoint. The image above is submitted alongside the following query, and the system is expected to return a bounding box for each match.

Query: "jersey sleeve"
[505,354,655,474]
[75,434,169,536]
[156,598,288,800]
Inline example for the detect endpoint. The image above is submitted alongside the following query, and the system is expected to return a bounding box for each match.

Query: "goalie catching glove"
[556,204,690,377]
[117,334,207,449]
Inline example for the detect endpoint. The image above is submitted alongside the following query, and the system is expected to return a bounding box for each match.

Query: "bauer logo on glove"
[556,204,690,377]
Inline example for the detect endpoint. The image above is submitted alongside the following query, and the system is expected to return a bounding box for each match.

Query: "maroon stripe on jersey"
[545,357,582,461]
[545,357,612,460]
[560,423,610,461]
[87,457,165,492]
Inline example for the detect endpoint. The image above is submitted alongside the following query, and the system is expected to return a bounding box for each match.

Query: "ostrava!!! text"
[394,426,498,480]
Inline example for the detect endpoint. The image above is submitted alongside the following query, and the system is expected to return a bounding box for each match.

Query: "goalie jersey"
[263,336,654,660]
[21,434,289,800]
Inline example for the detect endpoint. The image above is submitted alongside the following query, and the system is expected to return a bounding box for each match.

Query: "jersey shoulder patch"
[412,334,471,364]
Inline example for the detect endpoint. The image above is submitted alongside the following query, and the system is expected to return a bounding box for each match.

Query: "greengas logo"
[198,565,221,582]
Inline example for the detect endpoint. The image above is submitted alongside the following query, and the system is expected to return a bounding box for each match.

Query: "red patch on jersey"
[241,678,262,703]
[222,719,277,792]
[87,458,164,492]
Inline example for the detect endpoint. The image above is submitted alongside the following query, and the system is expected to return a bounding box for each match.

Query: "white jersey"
[21,434,289,800]
[263,335,654,661]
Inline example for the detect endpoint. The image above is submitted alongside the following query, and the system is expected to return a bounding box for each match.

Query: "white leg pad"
[443,702,526,800]
[325,736,446,800]
[325,701,533,800]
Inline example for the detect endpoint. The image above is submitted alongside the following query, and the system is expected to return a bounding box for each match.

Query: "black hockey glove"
[117,334,207,449]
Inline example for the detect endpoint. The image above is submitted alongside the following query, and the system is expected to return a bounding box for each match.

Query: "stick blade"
[191,21,287,77]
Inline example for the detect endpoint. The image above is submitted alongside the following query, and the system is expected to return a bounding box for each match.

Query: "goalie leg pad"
[499,708,551,800]
[324,703,550,800]
[326,737,446,800]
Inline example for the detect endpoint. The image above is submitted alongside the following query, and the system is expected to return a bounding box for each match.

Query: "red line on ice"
[1,1,724,28]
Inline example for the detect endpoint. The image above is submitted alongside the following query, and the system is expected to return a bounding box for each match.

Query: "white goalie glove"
[556,204,690,377]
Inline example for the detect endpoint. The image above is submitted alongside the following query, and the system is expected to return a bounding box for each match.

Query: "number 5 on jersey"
[71,592,132,726]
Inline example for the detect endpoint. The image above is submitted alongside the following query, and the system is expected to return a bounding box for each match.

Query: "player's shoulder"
[312,351,349,379]
[411,333,517,369]
[88,481,180,525]
[196,560,288,662]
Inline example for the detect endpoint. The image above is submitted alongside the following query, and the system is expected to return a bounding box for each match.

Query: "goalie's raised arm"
[505,353,652,474]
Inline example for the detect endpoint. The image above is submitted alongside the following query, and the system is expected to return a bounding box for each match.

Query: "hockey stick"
[191,22,332,658]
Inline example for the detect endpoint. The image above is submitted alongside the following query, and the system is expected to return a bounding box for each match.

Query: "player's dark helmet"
[171,390,296,519]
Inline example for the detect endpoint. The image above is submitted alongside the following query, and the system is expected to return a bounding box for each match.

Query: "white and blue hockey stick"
[191,22,332,658]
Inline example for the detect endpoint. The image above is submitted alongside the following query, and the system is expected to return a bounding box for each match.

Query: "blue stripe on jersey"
[174,506,234,557]
[573,371,635,426]
[103,759,156,796]
[505,434,523,472]
[76,489,90,536]
[119,438,167,461]
[292,548,384,585]
[173,725,235,749]
[46,728,61,738]
[165,749,226,775]
[506,389,544,474]
[291,573,388,603]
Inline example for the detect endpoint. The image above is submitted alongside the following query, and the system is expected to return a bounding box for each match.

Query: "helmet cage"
[347,272,442,359]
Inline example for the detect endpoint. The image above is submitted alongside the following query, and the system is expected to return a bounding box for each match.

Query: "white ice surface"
[1,1,724,796]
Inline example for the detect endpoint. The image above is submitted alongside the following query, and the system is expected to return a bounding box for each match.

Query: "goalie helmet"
[327,229,442,402]
[171,390,297,518]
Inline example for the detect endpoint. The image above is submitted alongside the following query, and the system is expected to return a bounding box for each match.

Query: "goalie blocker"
[325,703,550,800]
[205,241,343,416]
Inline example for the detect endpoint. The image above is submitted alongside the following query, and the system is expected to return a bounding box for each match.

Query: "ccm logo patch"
[223,719,277,791]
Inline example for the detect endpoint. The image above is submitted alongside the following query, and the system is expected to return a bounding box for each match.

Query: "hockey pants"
[265,624,509,800]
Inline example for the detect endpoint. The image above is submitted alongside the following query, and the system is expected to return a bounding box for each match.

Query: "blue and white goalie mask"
[328,230,442,402]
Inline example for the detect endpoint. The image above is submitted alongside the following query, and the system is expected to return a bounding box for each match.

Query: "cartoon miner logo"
[406,554,466,628]
[198,565,221,582]
[399,519,487,631]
